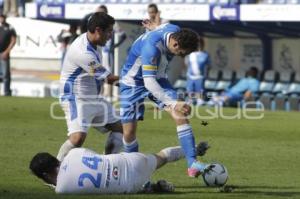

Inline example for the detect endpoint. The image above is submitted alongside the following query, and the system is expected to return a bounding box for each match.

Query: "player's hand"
[141,19,160,31]
[174,102,191,116]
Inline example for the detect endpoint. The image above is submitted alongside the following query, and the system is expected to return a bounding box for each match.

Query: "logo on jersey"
[112,167,119,180]
[88,61,96,67]
[150,57,157,65]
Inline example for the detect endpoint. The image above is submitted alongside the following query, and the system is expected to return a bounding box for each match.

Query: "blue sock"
[123,138,139,152]
[177,124,196,167]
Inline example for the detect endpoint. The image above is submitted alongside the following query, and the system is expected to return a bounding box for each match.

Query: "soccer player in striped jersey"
[185,37,210,106]
[120,23,208,177]
[57,12,123,162]
[29,144,210,194]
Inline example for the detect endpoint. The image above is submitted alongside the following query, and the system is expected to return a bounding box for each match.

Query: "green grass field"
[0,97,300,199]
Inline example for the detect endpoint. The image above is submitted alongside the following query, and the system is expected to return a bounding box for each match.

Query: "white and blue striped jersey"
[121,23,180,86]
[186,51,209,80]
[55,148,156,194]
[59,33,111,102]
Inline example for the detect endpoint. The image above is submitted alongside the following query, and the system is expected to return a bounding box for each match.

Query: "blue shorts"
[120,78,177,123]
[186,78,204,93]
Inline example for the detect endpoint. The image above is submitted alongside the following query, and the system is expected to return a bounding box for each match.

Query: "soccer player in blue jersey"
[185,37,210,106]
[208,67,260,106]
[120,23,208,177]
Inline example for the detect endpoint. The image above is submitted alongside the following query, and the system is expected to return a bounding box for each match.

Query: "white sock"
[57,140,75,162]
[105,132,123,154]
[161,146,185,162]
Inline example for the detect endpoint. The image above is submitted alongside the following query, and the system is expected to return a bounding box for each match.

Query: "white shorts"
[124,153,157,193]
[60,98,119,135]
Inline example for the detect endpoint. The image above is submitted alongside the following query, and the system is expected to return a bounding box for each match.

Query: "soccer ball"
[202,163,228,187]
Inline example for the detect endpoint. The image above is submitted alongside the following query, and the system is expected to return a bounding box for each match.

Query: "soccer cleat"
[187,161,208,178]
[154,180,175,193]
[187,167,201,178]
[196,141,210,156]
[142,180,175,193]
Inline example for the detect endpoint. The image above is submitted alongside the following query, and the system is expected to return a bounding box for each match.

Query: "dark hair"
[87,12,115,33]
[172,28,199,53]
[97,5,108,14]
[29,152,59,181]
[148,3,158,12]
[247,67,259,78]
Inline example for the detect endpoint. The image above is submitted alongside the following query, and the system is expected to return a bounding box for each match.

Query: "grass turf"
[0,97,299,199]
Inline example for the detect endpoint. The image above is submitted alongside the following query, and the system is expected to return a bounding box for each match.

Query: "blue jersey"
[121,23,180,86]
[229,77,260,95]
[186,51,209,80]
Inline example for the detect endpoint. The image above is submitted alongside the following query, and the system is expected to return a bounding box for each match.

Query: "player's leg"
[154,146,185,169]
[92,99,123,154]
[120,84,147,152]
[122,121,139,152]
[57,132,86,161]
[194,78,205,106]
[1,58,12,96]
[156,78,208,177]
[103,122,123,154]
[154,143,210,169]
[57,100,90,161]
[186,78,194,104]
[166,107,208,177]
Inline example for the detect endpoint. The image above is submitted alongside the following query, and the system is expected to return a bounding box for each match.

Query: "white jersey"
[60,33,111,102]
[55,148,157,194]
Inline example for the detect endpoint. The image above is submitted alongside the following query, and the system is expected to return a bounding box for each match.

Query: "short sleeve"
[141,42,161,78]
[9,25,17,37]
[75,52,111,80]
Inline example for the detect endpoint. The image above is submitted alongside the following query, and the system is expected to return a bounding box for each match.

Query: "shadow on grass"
[2,185,300,198]
[176,185,300,197]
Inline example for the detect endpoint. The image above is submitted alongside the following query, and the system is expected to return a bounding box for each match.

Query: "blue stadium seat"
[288,94,300,111]
[257,70,278,110]
[258,70,278,94]
[273,71,293,110]
[272,71,292,94]
[286,73,300,111]
[204,68,221,92]
[287,73,300,94]
[214,69,234,92]
[173,76,187,100]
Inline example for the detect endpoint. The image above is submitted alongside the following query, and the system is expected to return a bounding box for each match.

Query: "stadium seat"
[258,93,273,110]
[286,73,300,111]
[214,69,234,92]
[288,94,300,111]
[257,70,278,110]
[232,70,245,85]
[272,71,292,95]
[204,68,221,91]
[258,70,278,94]
[173,77,187,101]
[274,94,287,110]
[273,71,293,111]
